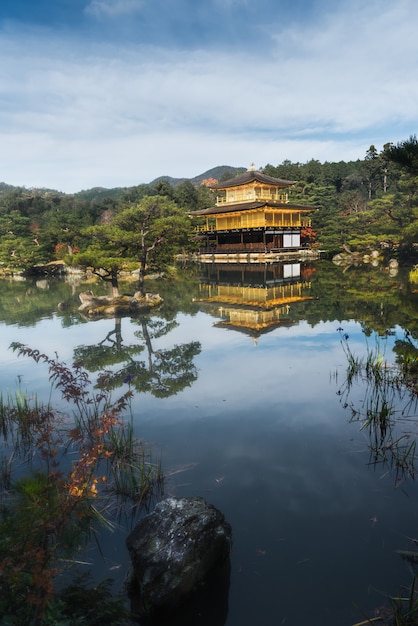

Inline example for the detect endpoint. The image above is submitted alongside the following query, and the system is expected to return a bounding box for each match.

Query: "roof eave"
[189,202,319,216]
[209,170,297,190]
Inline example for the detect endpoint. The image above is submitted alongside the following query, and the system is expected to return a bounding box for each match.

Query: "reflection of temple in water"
[195,263,315,338]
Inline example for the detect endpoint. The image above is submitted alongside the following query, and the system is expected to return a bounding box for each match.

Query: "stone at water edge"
[77,291,163,316]
[126,496,232,617]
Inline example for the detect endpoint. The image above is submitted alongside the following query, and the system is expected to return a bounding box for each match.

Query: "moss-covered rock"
[78,291,162,317]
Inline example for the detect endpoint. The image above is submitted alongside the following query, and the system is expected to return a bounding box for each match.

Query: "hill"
[0,165,246,200]
[150,165,246,187]
[74,186,129,201]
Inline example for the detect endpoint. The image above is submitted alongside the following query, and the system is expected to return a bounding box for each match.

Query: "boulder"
[388,258,399,277]
[126,496,232,620]
[78,291,162,317]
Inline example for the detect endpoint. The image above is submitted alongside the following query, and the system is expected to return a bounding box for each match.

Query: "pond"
[1,260,418,626]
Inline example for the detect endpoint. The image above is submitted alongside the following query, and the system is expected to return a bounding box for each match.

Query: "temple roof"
[190,200,319,216]
[209,170,296,189]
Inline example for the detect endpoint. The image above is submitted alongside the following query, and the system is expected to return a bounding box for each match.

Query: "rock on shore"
[126,496,232,620]
[78,291,162,317]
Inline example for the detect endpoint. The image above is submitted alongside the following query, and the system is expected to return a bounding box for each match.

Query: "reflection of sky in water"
[0,311,416,626]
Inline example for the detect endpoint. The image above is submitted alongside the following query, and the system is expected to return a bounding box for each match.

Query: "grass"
[388,573,418,626]
[409,266,418,284]
[0,343,164,624]
[338,330,418,626]
[337,330,418,482]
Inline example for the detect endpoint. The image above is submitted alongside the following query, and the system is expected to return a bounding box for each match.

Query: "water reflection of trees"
[338,331,418,626]
[0,262,417,341]
[337,330,418,486]
[0,276,111,327]
[74,315,201,398]
[193,260,418,340]
[302,261,418,335]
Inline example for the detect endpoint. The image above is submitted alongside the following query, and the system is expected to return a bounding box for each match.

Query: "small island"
[78,290,163,317]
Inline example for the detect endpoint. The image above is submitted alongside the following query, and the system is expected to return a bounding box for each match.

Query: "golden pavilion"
[190,166,318,254]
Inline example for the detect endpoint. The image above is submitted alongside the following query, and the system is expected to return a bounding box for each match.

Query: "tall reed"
[0,342,164,624]
[339,330,418,626]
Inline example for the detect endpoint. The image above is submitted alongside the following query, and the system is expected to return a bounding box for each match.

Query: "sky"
[1,0,417,193]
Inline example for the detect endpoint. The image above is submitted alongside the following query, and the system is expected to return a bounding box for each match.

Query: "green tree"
[362,145,381,199]
[380,142,396,193]
[112,196,191,295]
[263,160,302,181]
[338,190,367,215]
[150,179,174,198]
[386,136,418,211]
[196,183,215,210]
[173,180,199,212]
[385,135,418,256]
[387,135,418,174]
[73,230,137,296]
[0,210,46,269]
[303,159,323,184]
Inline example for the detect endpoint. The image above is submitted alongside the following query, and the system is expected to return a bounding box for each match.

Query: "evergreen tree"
[112,196,191,295]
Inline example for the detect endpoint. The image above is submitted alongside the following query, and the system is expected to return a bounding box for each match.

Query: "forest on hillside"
[0,138,417,275]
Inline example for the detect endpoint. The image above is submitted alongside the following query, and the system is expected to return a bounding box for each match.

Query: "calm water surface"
[1,261,417,626]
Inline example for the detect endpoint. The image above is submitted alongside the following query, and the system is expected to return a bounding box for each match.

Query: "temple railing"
[216,192,288,205]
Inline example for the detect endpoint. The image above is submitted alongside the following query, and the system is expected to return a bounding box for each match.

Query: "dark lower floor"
[195,228,301,253]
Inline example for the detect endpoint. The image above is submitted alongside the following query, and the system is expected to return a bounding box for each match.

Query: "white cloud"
[85,0,144,18]
[0,0,417,190]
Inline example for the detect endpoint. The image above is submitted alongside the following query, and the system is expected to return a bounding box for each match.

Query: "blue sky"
[1,0,417,192]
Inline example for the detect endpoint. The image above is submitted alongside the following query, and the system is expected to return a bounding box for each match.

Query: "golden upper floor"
[210,169,295,207]
[216,185,289,206]
[193,207,313,232]
[190,168,318,231]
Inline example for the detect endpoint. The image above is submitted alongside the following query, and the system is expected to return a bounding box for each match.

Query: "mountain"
[150,165,246,187]
[0,182,61,195]
[74,186,129,200]
[0,182,16,192]
[0,165,246,200]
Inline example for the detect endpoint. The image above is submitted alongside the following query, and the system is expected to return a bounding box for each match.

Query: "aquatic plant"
[0,343,163,624]
[409,266,418,284]
[337,329,418,484]
[386,570,418,626]
[338,330,418,626]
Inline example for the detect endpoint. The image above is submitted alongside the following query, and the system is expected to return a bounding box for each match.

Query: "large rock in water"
[78,291,162,317]
[126,496,232,621]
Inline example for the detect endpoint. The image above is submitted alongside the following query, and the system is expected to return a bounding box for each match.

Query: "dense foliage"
[0,137,417,277]
[264,138,418,259]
